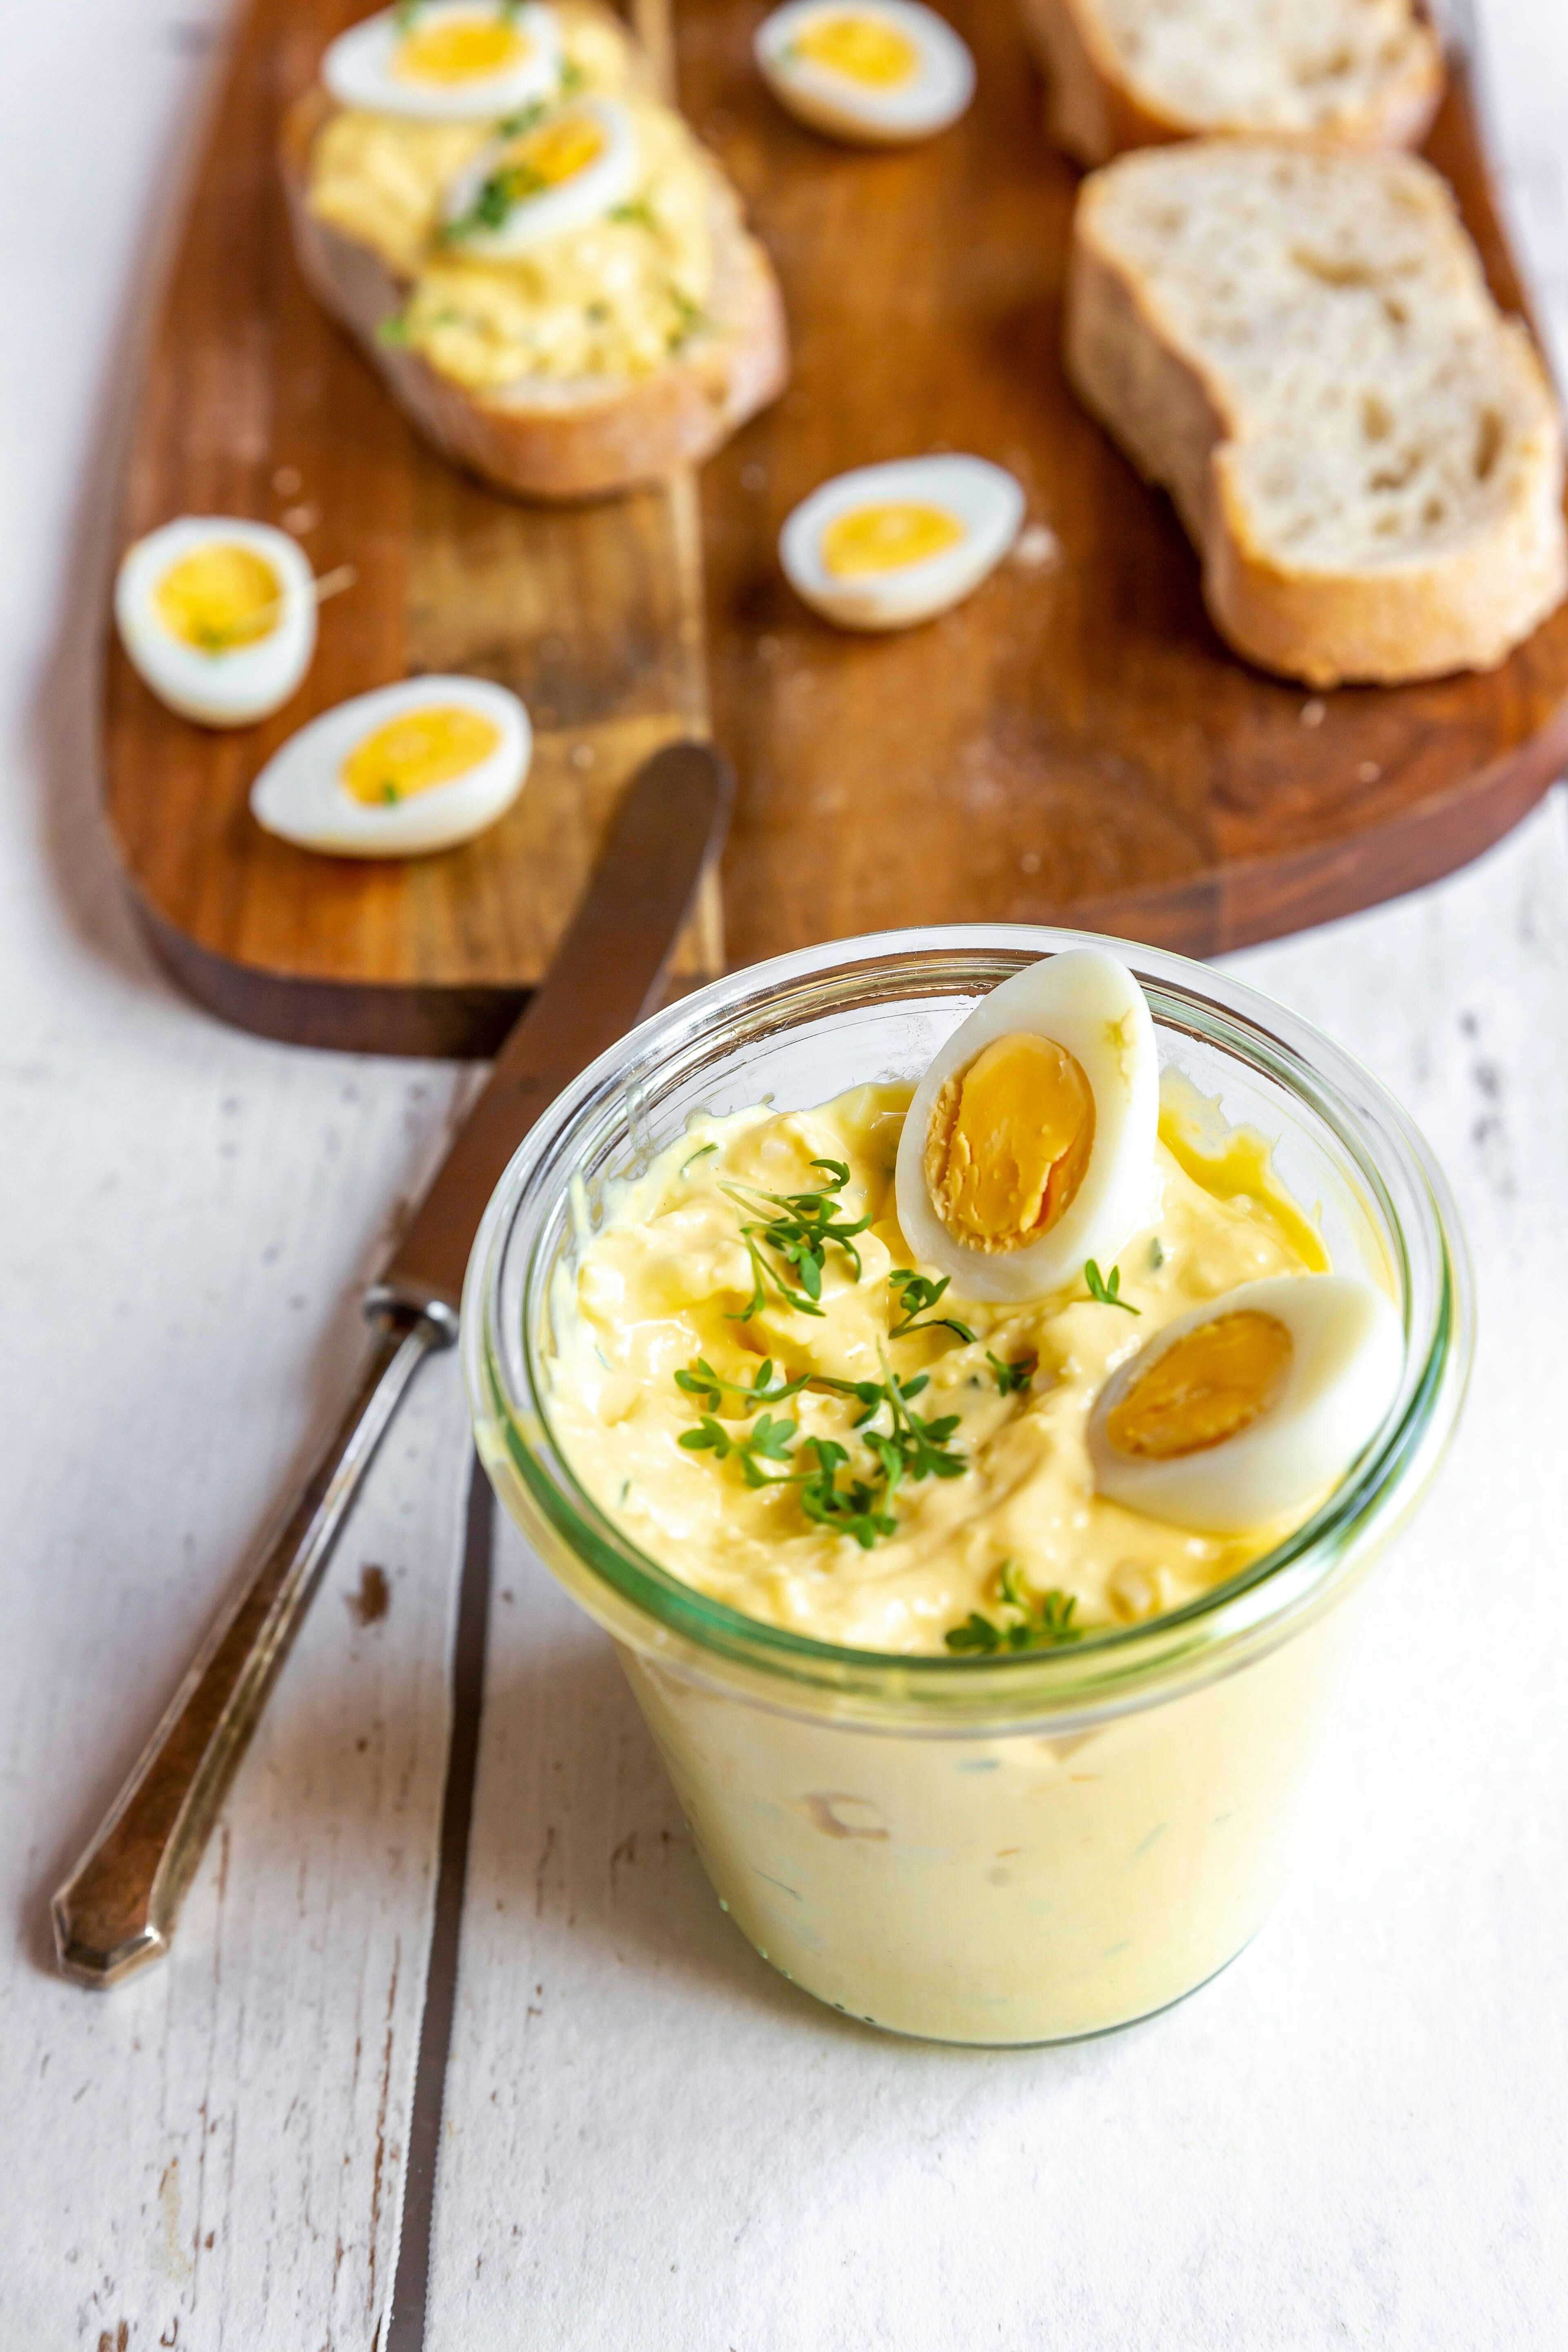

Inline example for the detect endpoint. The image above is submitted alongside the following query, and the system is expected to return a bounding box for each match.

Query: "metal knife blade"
[52,737,733,1986]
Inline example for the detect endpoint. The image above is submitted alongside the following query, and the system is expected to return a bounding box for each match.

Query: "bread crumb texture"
[1095,0,1439,137]
[1069,142,1567,682]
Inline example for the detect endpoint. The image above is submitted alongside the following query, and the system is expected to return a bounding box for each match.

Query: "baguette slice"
[1065,140,1568,686]
[279,89,787,502]
[1022,0,1443,167]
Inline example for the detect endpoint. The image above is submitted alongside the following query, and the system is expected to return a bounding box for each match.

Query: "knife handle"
[51,1305,453,1989]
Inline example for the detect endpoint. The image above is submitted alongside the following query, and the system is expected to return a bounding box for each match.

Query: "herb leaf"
[987,1350,1037,1397]
[1084,1259,1139,1314]
[888,1268,976,1346]
[723,1160,872,1325]
[943,1566,1083,1655]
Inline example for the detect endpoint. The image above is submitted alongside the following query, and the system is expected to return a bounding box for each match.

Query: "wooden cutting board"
[102,0,1568,1055]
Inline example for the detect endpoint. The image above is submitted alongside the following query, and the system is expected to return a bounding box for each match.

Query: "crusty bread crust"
[279,86,788,501]
[1065,146,1568,687]
[1020,0,1444,167]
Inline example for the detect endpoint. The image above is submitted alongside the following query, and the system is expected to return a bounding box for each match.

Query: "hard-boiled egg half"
[1088,1274,1403,1535]
[780,456,1023,631]
[894,949,1159,1304]
[322,1,562,121]
[250,676,530,858]
[115,517,317,728]
[439,97,636,254]
[755,0,974,145]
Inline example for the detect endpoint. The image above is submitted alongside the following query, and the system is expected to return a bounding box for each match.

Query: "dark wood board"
[102,0,722,1058]
[101,0,1568,1054]
[690,0,1568,965]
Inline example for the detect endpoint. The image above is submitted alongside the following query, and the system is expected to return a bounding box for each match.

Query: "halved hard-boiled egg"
[250,675,530,858]
[115,517,317,728]
[780,455,1024,631]
[1089,1274,1403,1535]
[439,96,637,254]
[755,0,975,145]
[322,1,562,122]
[895,948,1159,1303]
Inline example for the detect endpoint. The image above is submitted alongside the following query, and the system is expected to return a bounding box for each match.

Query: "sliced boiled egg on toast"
[1088,1275,1403,1534]
[115,517,317,728]
[894,948,1159,1303]
[755,0,975,145]
[323,2,563,122]
[250,675,530,857]
[439,96,637,254]
[780,456,1024,630]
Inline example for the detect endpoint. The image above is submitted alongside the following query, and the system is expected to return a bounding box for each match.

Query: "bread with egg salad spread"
[1065,140,1568,686]
[281,2,787,499]
[1020,0,1444,167]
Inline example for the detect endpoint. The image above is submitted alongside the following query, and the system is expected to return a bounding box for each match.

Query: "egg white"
[894,948,1159,1304]
[322,2,562,122]
[1088,1274,1403,1535]
[249,675,530,858]
[115,517,317,730]
[780,455,1024,632]
[439,96,638,255]
[755,0,975,146]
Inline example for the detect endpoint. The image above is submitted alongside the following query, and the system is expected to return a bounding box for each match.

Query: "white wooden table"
[4,4,1566,2344]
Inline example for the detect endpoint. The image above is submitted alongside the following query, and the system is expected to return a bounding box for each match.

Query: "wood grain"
[102,0,722,1058]
[102,0,1568,1057]
[689,0,1568,966]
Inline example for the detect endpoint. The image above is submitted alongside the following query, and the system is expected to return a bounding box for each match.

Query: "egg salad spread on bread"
[546,953,1402,1656]
[307,4,719,388]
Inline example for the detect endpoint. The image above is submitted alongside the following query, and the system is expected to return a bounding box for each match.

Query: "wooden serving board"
[103,0,1568,1055]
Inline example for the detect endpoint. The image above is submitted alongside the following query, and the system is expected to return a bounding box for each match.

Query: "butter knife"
[52,739,734,1988]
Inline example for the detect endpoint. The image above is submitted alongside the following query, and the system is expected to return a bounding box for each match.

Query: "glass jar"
[464,929,1472,2045]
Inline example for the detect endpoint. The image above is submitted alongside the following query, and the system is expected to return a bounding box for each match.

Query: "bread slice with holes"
[278,4,786,501]
[1021,0,1444,166]
[1065,140,1567,685]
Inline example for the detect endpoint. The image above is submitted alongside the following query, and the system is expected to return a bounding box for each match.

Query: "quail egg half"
[755,0,975,145]
[250,675,530,858]
[322,1,563,122]
[780,455,1024,631]
[115,517,318,729]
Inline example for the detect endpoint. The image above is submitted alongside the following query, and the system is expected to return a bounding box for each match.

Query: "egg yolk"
[821,502,964,578]
[155,544,281,653]
[394,16,527,84]
[341,705,501,804]
[793,13,920,85]
[1107,1312,1294,1460]
[493,110,605,200]
[924,1031,1096,1254]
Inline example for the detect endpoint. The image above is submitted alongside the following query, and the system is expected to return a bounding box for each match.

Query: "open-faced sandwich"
[281,1,788,499]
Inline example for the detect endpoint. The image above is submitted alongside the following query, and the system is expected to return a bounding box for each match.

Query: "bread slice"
[1065,140,1568,686]
[1022,0,1444,166]
[278,32,786,501]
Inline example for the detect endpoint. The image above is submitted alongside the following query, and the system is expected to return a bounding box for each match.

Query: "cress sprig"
[887,1268,976,1346]
[723,1158,873,1323]
[1084,1258,1139,1314]
[944,1564,1083,1654]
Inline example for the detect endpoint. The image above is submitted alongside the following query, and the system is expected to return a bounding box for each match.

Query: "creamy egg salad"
[307,2,721,389]
[548,951,1401,1656]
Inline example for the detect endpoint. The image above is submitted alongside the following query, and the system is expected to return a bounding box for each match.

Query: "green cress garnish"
[944,1565,1082,1654]
[1084,1258,1139,1314]
[987,1350,1036,1396]
[723,1158,872,1322]
[887,1268,977,1345]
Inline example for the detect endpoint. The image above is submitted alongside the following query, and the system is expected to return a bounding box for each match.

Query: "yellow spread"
[1107,1310,1294,1459]
[924,1031,1095,1251]
[821,502,964,577]
[341,705,499,803]
[155,543,280,652]
[792,14,920,87]
[306,6,719,387]
[547,1077,1327,1654]
[393,15,530,85]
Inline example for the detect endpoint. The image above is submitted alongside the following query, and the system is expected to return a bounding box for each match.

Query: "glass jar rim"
[464,924,1473,1722]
